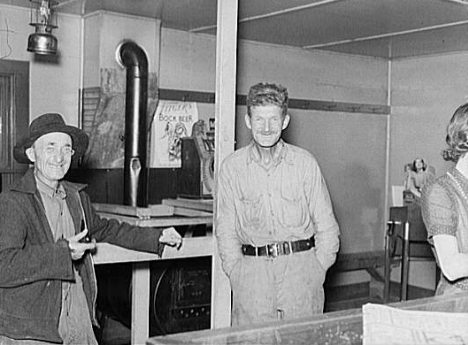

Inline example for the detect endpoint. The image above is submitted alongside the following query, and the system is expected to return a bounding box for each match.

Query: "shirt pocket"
[239,194,265,230]
[279,182,307,228]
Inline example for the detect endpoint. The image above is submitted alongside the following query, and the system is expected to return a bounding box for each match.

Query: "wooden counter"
[147,293,468,345]
[92,200,231,345]
[93,236,216,345]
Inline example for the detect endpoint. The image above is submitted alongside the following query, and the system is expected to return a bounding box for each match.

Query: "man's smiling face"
[26,132,74,188]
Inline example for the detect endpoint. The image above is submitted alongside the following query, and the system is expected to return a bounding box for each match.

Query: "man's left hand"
[68,229,97,260]
[159,227,183,249]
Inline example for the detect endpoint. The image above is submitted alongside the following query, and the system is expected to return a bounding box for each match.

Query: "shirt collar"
[34,172,66,199]
[247,139,292,165]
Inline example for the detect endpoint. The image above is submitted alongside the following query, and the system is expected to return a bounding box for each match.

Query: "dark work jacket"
[0,169,164,343]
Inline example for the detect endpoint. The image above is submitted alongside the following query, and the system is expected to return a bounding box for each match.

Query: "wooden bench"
[326,251,386,310]
[331,250,385,276]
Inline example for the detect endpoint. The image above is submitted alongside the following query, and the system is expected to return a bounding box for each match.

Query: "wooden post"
[212,0,238,329]
[131,262,150,345]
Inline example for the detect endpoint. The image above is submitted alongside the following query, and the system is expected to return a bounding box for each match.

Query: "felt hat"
[14,113,89,164]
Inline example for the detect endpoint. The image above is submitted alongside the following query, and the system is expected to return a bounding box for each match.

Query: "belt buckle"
[268,243,280,258]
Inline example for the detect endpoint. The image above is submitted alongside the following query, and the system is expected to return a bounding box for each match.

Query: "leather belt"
[241,236,315,258]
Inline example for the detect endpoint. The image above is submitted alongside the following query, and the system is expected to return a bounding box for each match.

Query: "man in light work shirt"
[216,82,340,326]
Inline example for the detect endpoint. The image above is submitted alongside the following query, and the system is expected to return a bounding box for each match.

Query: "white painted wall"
[159,28,388,102]
[83,11,161,87]
[0,6,161,125]
[389,52,468,290]
[159,29,217,122]
[0,5,81,125]
[236,39,388,105]
[160,29,216,92]
[390,53,468,186]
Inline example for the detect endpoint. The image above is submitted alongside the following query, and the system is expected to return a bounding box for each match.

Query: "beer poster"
[149,100,198,168]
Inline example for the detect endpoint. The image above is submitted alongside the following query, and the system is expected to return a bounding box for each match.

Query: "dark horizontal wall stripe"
[288,98,390,115]
[159,89,215,103]
[159,88,390,115]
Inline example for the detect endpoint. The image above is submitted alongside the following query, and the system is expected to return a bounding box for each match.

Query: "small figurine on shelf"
[403,158,435,204]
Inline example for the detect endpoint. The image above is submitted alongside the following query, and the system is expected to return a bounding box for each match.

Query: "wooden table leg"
[400,222,410,301]
[131,261,150,345]
[384,221,397,303]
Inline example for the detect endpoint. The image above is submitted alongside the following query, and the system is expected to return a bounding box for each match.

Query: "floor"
[97,316,131,345]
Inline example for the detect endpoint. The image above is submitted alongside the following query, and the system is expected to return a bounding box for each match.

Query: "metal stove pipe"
[116,40,148,207]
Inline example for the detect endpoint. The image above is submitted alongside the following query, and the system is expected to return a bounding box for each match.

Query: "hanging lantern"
[27,0,59,55]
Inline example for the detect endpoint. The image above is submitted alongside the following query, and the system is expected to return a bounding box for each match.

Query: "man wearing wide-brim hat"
[0,113,182,344]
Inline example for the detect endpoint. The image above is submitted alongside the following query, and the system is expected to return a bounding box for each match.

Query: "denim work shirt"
[216,140,340,277]
[36,177,97,345]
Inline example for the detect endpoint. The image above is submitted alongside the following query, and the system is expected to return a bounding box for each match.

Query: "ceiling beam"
[302,19,468,50]
[190,0,346,33]
[441,0,468,5]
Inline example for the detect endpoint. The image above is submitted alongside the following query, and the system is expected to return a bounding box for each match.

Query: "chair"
[384,205,435,302]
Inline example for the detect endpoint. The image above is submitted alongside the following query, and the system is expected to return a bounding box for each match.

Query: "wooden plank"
[367,267,384,282]
[172,207,213,217]
[80,87,101,135]
[93,243,159,264]
[238,95,391,115]
[326,296,377,313]
[131,262,150,345]
[288,98,390,115]
[93,237,214,264]
[97,213,213,227]
[94,203,174,219]
[147,293,468,345]
[332,250,386,272]
[330,251,386,301]
[159,89,216,104]
[162,198,213,212]
[213,0,238,331]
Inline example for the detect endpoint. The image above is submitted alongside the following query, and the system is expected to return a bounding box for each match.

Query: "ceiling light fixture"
[27,0,59,55]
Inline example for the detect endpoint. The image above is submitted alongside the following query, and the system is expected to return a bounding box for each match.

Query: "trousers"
[230,248,326,326]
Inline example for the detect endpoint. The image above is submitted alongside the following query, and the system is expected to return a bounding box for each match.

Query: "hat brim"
[14,125,89,164]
